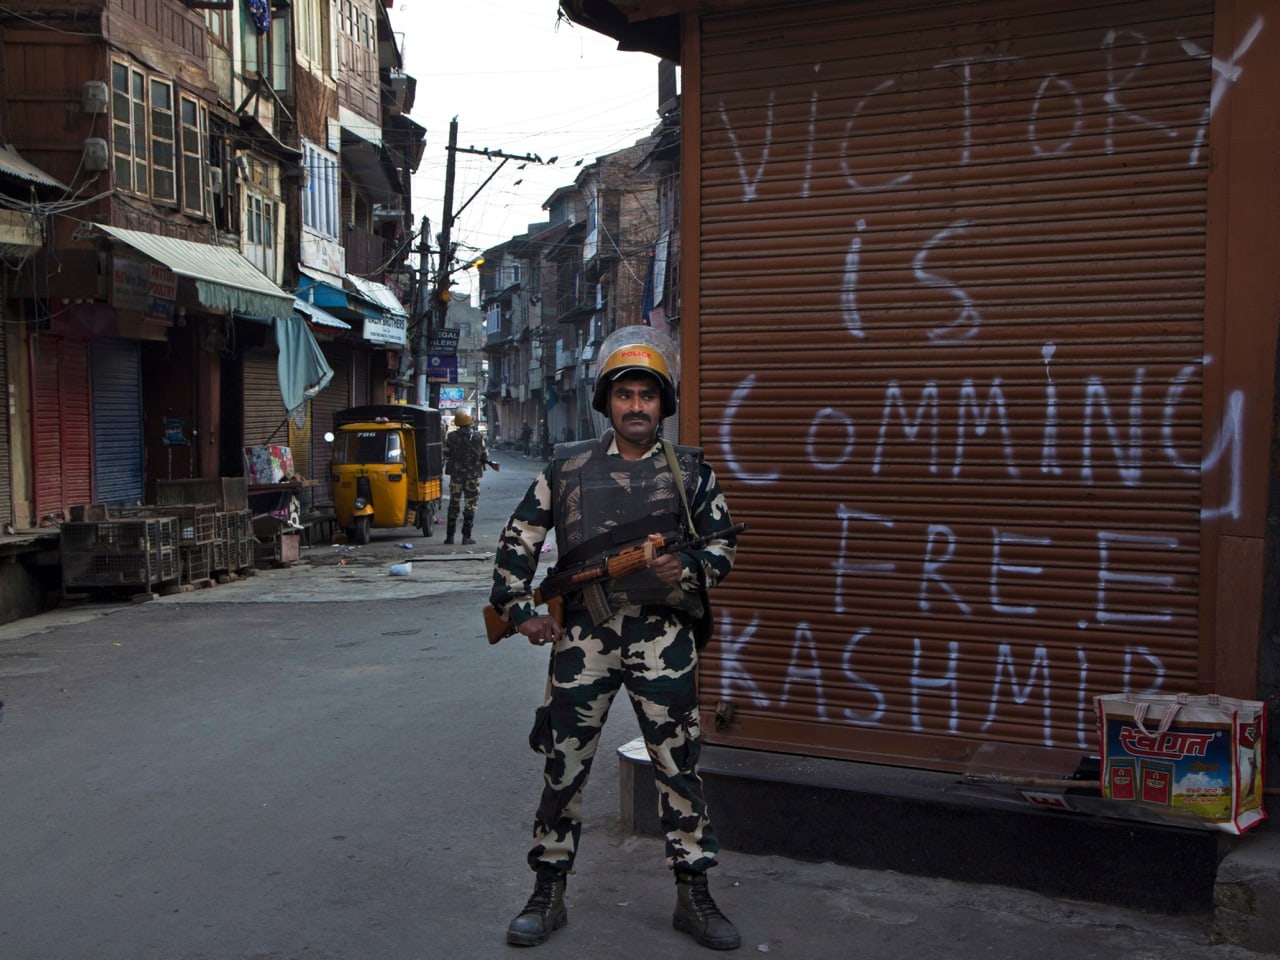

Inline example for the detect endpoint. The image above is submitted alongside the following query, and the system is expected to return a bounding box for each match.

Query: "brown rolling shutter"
[242,349,286,447]
[695,0,1215,769]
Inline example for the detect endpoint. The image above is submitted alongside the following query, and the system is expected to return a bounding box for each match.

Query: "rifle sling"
[662,441,700,543]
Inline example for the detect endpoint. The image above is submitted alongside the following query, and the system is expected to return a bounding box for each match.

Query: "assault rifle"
[483,522,746,645]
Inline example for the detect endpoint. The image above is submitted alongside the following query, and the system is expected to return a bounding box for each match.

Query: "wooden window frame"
[243,185,279,279]
[179,95,210,218]
[296,0,332,72]
[202,5,232,46]
[111,61,149,194]
[302,140,340,239]
[149,78,177,203]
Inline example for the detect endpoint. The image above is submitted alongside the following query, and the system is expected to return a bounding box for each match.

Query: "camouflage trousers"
[446,476,481,524]
[525,603,719,874]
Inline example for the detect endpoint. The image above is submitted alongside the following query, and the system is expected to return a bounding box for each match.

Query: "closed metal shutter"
[0,294,11,527]
[310,341,352,504]
[91,339,144,506]
[30,336,92,520]
[242,349,286,447]
[695,0,1214,769]
[351,344,370,406]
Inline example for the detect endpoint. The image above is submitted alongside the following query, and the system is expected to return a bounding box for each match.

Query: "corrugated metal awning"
[297,267,381,318]
[344,273,407,318]
[95,224,293,320]
[0,144,66,189]
[293,296,351,330]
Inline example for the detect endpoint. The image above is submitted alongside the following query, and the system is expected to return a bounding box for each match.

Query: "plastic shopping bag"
[1095,692,1267,834]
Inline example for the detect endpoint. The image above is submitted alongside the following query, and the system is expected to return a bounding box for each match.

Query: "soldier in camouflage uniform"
[490,327,741,951]
[443,411,489,544]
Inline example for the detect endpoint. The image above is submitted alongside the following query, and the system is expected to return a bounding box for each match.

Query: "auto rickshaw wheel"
[418,503,435,537]
[352,516,371,545]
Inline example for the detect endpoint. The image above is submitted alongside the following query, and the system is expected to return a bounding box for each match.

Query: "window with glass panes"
[297,0,332,70]
[204,5,231,47]
[240,1,270,82]
[244,187,277,278]
[180,95,210,217]
[150,79,176,202]
[111,62,147,193]
[302,140,340,238]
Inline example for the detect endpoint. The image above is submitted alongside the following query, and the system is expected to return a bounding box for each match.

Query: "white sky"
[390,1,664,296]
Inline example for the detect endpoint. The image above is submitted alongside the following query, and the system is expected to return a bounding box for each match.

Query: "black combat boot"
[461,515,475,545]
[443,520,455,545]
[673,870,740,950]
[506,866,567,946]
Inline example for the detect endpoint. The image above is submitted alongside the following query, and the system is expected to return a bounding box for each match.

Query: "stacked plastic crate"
[61,517,180,593]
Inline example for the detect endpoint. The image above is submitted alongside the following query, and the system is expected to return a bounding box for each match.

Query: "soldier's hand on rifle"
[650,551,684,586]
[519,614,562,646]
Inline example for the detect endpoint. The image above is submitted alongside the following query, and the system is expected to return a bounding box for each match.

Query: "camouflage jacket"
[444,426,488,480]
[489,433,737,628]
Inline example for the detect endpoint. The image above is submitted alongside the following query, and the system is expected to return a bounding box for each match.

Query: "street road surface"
[0,451,1265,959]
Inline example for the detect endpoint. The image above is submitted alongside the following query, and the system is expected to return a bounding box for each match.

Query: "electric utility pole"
[411,215,431,404]
[420,118,555,410]
[425,118,459,410]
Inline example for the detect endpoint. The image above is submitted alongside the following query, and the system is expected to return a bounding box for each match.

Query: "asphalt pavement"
[0,450,1271,959]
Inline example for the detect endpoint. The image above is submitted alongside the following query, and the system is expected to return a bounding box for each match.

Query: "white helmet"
[591,326,679,418]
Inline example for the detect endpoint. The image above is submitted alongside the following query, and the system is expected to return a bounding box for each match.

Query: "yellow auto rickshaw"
[327,404,443,544]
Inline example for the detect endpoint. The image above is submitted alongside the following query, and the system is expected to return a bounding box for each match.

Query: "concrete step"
[619,739,1275,947]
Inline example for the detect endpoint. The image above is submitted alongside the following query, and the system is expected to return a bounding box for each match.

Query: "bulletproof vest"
[445,427,484,478]
[551,433,705,616]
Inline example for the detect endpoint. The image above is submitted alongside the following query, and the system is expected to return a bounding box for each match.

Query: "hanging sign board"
[362,312,407,346]
[427,355,458,384]
[430,327,460,356]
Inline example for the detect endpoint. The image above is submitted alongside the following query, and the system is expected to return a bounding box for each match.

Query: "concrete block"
[619,739,1226,916]
[1213,828,1280,953]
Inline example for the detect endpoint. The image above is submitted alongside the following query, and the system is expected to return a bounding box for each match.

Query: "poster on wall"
[438,386,465,410]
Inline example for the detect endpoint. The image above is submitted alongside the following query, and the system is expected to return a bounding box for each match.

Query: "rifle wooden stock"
[485,592,563,645]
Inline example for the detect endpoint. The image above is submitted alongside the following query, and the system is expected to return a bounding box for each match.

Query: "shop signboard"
[427,355,458,383]
[112,256,175,325]
[430,327,460,356]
